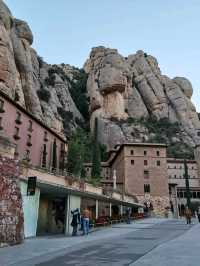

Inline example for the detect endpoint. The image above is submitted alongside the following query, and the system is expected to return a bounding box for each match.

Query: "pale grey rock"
[0,0,84,136]
[173,77,193,99]
[0,0,13,30]
[14,19,33,45]
[85,46,200,149]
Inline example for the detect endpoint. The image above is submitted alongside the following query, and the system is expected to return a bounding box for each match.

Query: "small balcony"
[13,134,20,140]
[27,141,32,147]
[15,118,22,125]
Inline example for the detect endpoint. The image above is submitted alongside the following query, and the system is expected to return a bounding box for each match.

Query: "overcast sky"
[4,0,200,111]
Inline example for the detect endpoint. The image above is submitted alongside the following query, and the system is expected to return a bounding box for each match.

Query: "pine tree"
[91,118,101,179]
[67,136,83,178]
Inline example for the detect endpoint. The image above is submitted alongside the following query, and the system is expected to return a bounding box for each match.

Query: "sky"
[4,0,200,111]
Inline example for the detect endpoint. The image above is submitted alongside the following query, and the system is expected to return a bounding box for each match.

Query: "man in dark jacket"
[71,208,80,236]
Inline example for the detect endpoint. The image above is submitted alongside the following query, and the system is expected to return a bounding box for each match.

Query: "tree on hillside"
[67,129,91,178]
[91,118,101,179]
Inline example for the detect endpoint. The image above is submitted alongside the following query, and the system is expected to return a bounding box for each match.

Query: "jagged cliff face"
[84,47,200,150]
[0,0,84,136]
[1,0,200,154]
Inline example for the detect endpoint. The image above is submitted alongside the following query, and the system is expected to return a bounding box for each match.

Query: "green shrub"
[37,88,51,102]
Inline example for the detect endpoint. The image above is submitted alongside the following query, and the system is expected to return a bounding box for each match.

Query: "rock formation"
[0,0,200,155]
[85,47,200,150]
[0,0,84,137]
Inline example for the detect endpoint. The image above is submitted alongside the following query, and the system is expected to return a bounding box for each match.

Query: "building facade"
[85,143,200,217]
[85,143,170,216]
[168,158,200,216]
[0,91,67,172]
[0,92,140,244]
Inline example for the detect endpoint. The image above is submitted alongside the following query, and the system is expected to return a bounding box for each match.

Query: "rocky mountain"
[0,0,200,158]
[0,0,85,137]
[84,47,200,155]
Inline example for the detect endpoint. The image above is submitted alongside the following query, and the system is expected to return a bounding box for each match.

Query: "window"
[13,127,20,140]
[87,168,89,172]
[52,139,57,171]
[144,170,149,179]
[174,166,176,169]
[41,144,47,168]
[130,150,134,155]
[131,160,134,165]
[197,192,200,199]
[15,112,22,124]
[144,184,150,193]
[0,99,5,112]
[193,192,197,199]
[28,120,33,132]
[144,160,148,166]
[179,191,183,198]
[157,150,160,156]
[174,175,176,178]
[44,131,48,142]
[157,160,160,166]
[144,150,147,156]
[25,150,30,161]
[180,165,182,169]
[27,134,32,147]
[198,132,200,137]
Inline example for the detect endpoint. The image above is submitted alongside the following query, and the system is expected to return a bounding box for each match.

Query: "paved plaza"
[0,218,199,266]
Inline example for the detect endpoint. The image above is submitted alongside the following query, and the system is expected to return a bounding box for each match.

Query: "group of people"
[184,206,200,224]
[71,208,91,236]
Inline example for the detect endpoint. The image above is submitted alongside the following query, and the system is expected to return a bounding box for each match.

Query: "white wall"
[20,181,40,237]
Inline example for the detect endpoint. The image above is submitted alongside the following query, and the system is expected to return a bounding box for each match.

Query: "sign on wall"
[27,176,37,196]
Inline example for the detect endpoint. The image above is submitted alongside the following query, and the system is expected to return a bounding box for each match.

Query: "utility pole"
[184,159,191,208]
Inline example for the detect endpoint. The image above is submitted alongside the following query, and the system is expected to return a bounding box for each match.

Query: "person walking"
[71,208,80,236]
[82,208,90,235]
[197,206,200,223]
[126,207,131,224]
[185,206,192,225]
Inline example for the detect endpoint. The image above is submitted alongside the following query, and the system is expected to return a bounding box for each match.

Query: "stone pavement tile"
[131,223,200,266]
[0,218,171,266]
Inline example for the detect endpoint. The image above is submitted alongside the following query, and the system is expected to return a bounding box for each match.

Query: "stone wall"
[137,195,170,217]
[0,156,24,247]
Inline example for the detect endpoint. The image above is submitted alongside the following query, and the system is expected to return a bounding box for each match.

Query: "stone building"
[168,158,200,217]
[85,143,200,217]
[0,90,67,171]
[85,143,170,216]
[0,91,140,245]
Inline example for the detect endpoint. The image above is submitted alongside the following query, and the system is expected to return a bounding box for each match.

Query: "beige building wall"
[168,158,200,216]
[168,159,199,188]
[123,145,169,216]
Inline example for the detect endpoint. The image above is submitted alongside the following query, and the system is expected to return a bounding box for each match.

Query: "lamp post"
[113,169,117,190]
[184,159,191,209]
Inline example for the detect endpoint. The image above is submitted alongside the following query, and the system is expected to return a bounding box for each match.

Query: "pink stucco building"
[0,91,67,172]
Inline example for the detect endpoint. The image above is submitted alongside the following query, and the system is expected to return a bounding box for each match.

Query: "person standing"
[82,208,90,235]
[185,206,192,225]
[197,206,200,223]
[71,208,80,236]
[126,207,131,224]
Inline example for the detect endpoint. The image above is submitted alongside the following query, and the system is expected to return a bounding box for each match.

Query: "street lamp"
[184,159,191,209]
[113,169,117,190]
